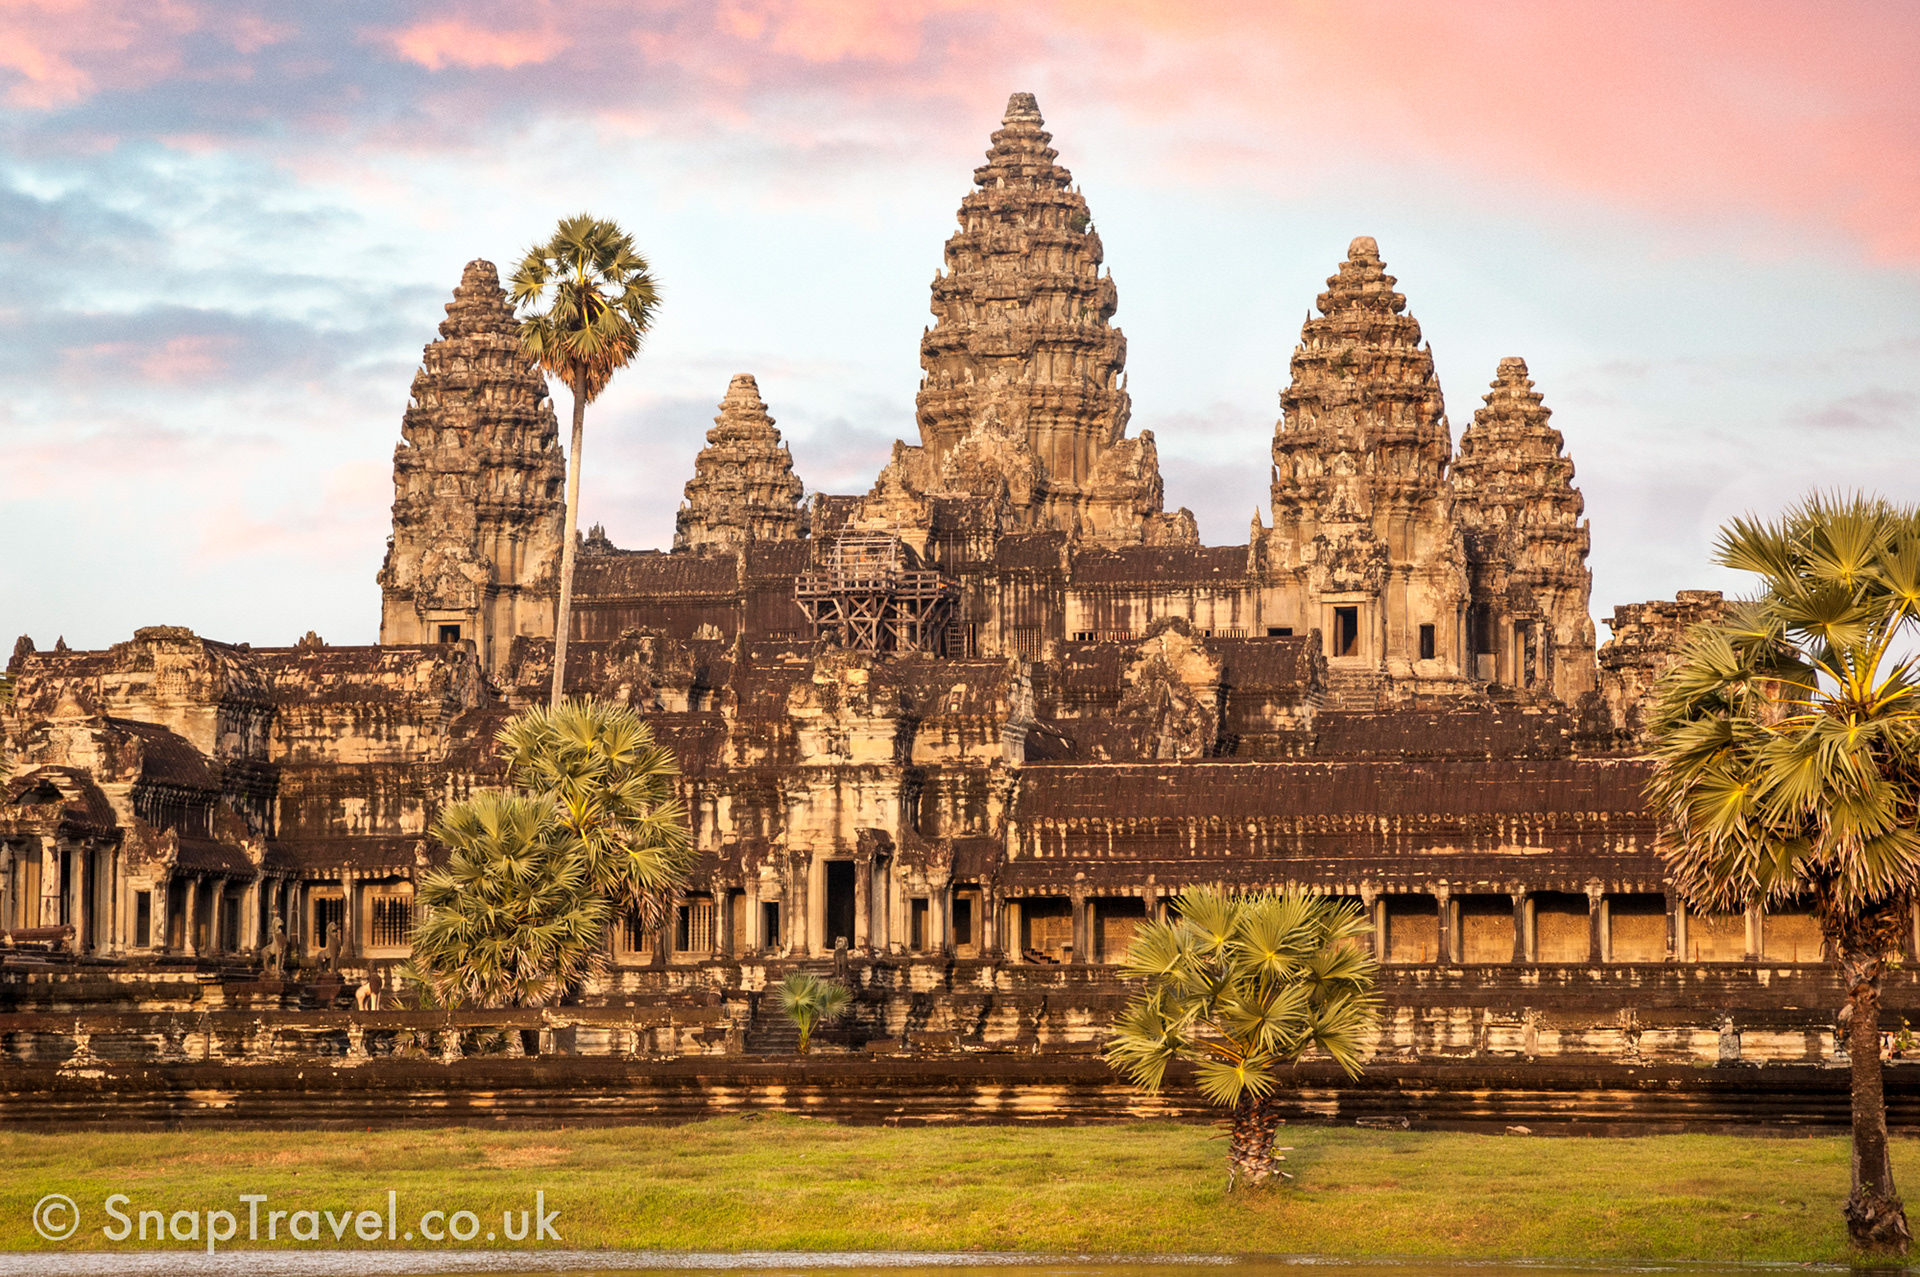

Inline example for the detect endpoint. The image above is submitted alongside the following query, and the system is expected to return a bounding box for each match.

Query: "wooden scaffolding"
[794,532,958,655]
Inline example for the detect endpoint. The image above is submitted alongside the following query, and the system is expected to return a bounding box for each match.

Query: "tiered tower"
[912,93,1172,542]
[377,259,565,677]
[673,374,807,552]
[1267,237,1467,686]
[1452,357,1595,699]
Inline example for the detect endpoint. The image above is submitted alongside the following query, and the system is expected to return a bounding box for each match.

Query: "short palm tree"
[509,216,661,706]
[409,791,607,1010]
[1647,492,1920,1253]
[409,701,692,1010]
[1105,888,1379,1190]
[778,971,851,1054]
[496,698,694,943]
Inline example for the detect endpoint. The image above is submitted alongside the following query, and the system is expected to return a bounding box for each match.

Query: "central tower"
[911,93,1173,543]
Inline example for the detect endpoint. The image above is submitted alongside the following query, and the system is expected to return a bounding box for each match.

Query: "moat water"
[0,1254,1887,1276]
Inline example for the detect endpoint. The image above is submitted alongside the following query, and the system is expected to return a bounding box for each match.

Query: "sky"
[3,0,1918,651]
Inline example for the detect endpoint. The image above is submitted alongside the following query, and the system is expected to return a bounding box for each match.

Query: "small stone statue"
[319,921,344,973]
[833,934,850,976]
[262,917,287,976]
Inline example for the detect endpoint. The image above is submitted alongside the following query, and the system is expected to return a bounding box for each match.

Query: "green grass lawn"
[1,1119,1912,1263]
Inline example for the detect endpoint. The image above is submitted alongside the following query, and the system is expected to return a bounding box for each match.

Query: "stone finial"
[673,373,805,552]
[1003,91,1043,124]
[1348,235,1380,260]
[7,635,32,676]
[53,636,69,653]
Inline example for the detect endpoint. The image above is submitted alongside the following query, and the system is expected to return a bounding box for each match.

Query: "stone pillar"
[183,877,201,957]
[854,854,872,952]
[40,846,62,929]
[1374,896,1390,962]
[1670,891,1688,964]
[982,885,1000,958]
[1744,903,1762,963]
[790,852,811,958]
[1070,887,1090,965]
[1510,890,1529,964]
[242,877,262,955]
[1360,882,1382,959]
[744,876,762,955]
[933,881,952,954]
[343,877,362,960]
[1586,884,1605,964]
[1434,884,1453,968]
[1006,898,1023,962]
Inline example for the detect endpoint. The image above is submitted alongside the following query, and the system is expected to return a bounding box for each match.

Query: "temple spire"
[909,93,1178,544]
[673,374,806,552]
[1452,357,1595,699]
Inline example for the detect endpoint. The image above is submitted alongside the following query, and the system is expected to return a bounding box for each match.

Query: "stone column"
[933,881,952,954]
[1360,882,1382,959]
[183,877,201,957]
[1375,896,1390,962]
[1434,885,1453,968]
[854,853,872,952]
[717,888,735,959]
[1006,898,1023,962]
[242,877,262,955]
[789,851,811,957]
[982,885,1000,958]
[1586,884,1605,964]
[1744,903,1762,963]
[343,876,363,960]
[1510,890,1529,964]
[41,846,62,929]
[1070,887,1090,965]
[1669,891,1688,964]
[744,876,762,955]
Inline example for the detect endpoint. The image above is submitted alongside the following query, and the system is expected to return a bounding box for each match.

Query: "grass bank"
[1,1119,1913,1263]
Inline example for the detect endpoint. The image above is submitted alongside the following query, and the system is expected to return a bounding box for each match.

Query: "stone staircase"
[1324,667,1389,712]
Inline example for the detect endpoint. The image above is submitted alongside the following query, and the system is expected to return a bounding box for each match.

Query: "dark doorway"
[1333,606,1359,656]
[1418,623,1436,661]
[761,901,781,949]
[438,624,462,644]
[825,860,857,948]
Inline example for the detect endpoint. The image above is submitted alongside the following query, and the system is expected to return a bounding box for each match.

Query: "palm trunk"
[1225,1094,1282,1191]
[549,390,587,707]
[1842,946,1909,1252]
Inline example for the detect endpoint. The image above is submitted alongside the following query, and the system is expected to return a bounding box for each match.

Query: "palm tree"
[409,701,692,1011]
[1647,493,1920,1253]
[778,971,850,1054]
[509,215,661,706]
[1105,887,1380,1190]
[495,698,694,943]
[409,791,607,1010]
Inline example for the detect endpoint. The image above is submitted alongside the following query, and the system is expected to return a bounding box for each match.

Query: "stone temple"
[1,94,1877,1075]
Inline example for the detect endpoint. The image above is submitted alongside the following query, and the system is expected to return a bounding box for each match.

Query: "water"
[0,1255,1878,1277]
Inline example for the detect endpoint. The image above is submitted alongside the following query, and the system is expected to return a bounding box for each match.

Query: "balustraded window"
[368,893,413,949]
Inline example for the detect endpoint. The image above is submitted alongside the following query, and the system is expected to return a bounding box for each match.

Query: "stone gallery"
[0,95,1862,1068]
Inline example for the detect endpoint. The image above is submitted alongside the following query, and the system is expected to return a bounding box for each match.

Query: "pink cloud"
[384,18,571,70]
[62,335,238,383]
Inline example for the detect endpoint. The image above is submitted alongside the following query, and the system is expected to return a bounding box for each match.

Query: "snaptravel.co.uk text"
[31,1189,561,1254]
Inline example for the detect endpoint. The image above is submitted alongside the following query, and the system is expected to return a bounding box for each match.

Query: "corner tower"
[1452,357,1596,700]
[377,259,565,676]
[1265,237,1468,689]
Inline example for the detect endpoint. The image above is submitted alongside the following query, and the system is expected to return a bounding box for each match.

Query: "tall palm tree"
[409,790,607,1010]
[496,698,694,942]
[1105,888,1379,1190]
[1647,492,1920,1253]
[509,216,661,706]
